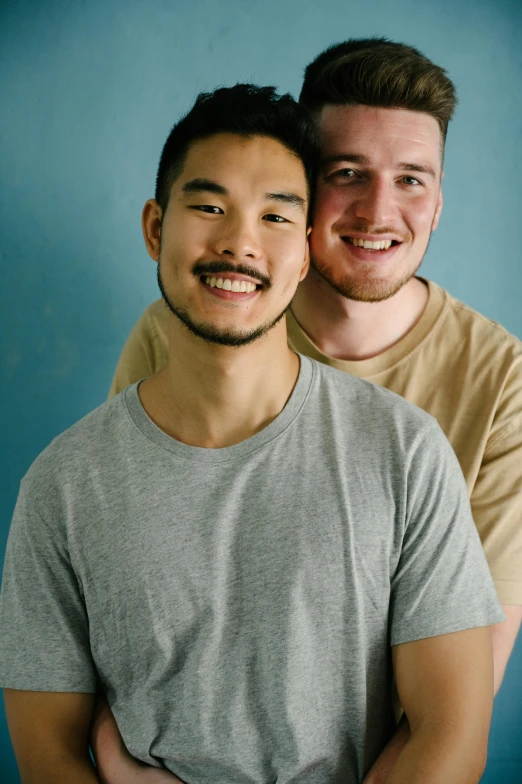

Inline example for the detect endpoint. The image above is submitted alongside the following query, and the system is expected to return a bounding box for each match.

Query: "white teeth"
[205,276,257,293]
[348,238,393,250]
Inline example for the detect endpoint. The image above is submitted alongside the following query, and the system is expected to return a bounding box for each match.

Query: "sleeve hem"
[0,676,97,692]
[391,610,506,647]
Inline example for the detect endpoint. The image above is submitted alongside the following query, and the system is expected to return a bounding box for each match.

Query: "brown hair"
[299,38,457,145]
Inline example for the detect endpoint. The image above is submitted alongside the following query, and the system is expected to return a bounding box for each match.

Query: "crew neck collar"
[287,278,447,378]
[123,355,315,463]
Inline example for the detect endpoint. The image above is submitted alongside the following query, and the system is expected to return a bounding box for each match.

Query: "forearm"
[20,748,99,784]
[383,723,486,784]
[492,605,522,695]
[95,751,183,784]
[91,696,182,784]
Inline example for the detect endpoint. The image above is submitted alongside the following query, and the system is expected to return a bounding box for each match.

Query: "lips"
[204,275,258,293]
[201,274,261,301]
[340,235,403,262]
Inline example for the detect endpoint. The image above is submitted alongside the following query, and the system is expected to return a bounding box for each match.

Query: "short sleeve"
[390,422,505,647]
[470,357,522,604]
[108,300,169,398]
[0,480,97,691]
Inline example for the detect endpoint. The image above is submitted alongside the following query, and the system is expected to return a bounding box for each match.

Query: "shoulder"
[141,299,169,342]
[308,356,438,443]
[434,284,522,437]
[127,298,169,355]
[108,300,169,396]
[435,283,522,366]
[21,392,134,508]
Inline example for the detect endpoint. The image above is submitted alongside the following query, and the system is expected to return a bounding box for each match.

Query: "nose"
[214,214,261,260]
[352,177,396,226]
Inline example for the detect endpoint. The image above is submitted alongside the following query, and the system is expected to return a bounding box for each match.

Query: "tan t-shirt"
[109,280,522,604]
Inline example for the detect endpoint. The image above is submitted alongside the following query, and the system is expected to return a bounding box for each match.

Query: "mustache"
[338,224,411,242]
[192,261,272,289]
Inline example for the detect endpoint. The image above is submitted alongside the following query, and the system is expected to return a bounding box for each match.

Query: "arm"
[90,693,183,784]
[383,626,493,784]
[363,603,522,784]
[492,604,522,694]
[4,688,99,783]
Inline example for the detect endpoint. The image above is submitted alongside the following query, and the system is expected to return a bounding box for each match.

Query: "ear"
[431,174,444,231]
[142,199,163,261]
[299,227,311,282]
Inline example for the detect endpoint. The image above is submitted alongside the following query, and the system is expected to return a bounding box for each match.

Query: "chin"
[319,268,418,303]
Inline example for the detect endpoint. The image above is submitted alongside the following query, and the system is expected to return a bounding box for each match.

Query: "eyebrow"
[321,154,437,179]
[182,178,228,196]
[321,154,370,167]
[397,162,437,179]
[182,178,306,211]
[265,191,306,211]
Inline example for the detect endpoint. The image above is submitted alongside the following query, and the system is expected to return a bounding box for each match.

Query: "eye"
[330,168,357,180]
[263,214,289,223]
[189,205,224,214]
[401,176,421,186]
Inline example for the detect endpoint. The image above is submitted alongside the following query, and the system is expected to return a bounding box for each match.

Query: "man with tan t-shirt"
[103,39,522,783]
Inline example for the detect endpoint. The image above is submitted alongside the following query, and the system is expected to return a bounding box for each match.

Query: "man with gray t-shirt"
[0,85,502,784]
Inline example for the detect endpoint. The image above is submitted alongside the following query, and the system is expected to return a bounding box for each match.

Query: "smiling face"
[310,105,443,302]
[143,133,310,347]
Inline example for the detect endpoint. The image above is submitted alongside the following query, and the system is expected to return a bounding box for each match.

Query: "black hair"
[155,83,318,214]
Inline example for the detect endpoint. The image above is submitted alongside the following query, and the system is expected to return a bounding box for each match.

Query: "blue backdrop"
[1,1,521,781]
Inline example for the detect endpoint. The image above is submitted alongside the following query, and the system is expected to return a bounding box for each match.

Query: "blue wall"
[1,0,521,780]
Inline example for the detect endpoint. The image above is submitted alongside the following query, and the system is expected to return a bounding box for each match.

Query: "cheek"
[267,233,307,282]
[407,197,440,237]
[312,184,349,231]
[177,218,212,250]
[162,218,211,264]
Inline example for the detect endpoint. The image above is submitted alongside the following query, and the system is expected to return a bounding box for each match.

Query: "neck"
[291,267,429,361]
[139,316,299,448]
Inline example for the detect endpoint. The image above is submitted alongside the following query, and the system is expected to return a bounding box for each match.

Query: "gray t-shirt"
[0,356,503,783]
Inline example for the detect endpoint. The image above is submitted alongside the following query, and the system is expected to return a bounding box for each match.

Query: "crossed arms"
[5,624,494,784]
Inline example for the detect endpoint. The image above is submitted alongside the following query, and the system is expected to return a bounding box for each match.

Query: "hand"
[363,715,410,784]
[90,692,184,783]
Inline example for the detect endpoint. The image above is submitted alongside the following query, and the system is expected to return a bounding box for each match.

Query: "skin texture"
[138,132,310,450]
[491,605,522,695]
[4,689,99,783]
[310,104,443,304]
[148,133,310,350]
[364,606,522,784]
[292,104,443,362]
[383,627,493,783]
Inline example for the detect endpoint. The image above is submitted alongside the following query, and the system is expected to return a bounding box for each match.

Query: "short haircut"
[155,84,318,215]
[299,38,457,149]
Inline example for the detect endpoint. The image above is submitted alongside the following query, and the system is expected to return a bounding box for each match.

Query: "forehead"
[318,104,442,167]
[177,133,308,193]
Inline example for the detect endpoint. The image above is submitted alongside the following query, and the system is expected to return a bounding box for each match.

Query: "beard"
[156,265,290,348]
[310,254,423,303]
[310,231,432,303]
